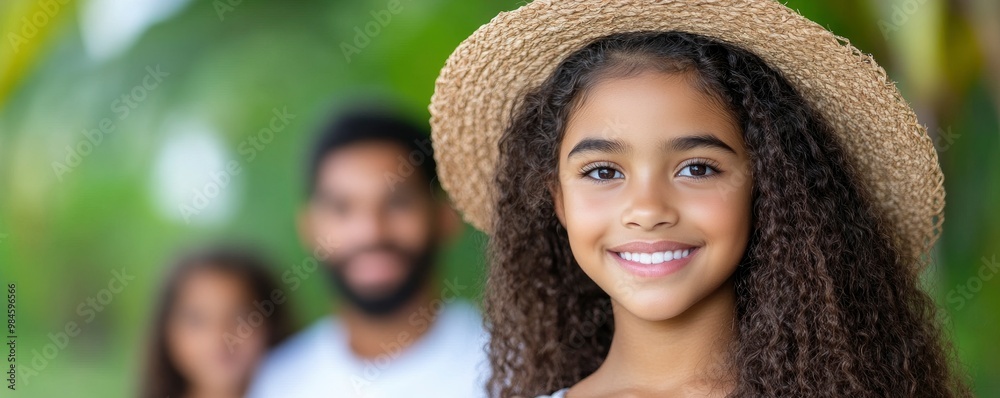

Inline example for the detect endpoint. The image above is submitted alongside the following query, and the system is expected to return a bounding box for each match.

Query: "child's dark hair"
[141,245,293,398]
[486,31,970,397]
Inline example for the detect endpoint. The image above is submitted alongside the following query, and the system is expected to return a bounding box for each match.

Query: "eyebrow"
[566,133,737,160]
[665,134,737,154]
[566,138,630,159]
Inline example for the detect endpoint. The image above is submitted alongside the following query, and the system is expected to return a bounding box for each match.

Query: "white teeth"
[616,248,695,264]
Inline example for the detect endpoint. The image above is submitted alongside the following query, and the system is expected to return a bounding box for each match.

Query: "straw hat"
[429,0,944,263]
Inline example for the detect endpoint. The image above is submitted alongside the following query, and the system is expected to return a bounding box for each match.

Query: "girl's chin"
[610,291,692,321]
[624,306,690,322]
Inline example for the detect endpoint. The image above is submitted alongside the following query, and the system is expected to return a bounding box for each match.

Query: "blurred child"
[141,246,292,398]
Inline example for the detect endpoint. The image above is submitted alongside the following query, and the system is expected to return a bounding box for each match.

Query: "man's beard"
[322,241,435,317]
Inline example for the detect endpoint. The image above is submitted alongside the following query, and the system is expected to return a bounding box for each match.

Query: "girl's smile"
[607,240,700,278]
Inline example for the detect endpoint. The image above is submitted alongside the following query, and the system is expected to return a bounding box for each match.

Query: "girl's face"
[552,70,753,321]
[166,268,267,394]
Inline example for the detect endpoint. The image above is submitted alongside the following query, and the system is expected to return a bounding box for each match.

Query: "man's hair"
[306,107,437,195]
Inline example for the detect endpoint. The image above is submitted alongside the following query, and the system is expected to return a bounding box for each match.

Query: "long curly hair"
[485,31,971,397]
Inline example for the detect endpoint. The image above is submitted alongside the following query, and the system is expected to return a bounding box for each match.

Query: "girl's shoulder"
[536,388,569,398]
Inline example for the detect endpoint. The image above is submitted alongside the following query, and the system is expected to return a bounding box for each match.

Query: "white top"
[246,301,490,398]
[537,388,569,397]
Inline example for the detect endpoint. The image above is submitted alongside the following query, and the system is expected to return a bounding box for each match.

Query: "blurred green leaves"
[0,0,996,396]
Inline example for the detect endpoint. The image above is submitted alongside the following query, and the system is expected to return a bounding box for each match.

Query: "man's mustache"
[334,242,415,268]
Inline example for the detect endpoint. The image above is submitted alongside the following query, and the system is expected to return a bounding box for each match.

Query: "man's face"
[303,140,439,315]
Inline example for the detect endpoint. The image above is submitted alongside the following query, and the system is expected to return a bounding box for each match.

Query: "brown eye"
[586,166,623,181]
[678,163,718,178]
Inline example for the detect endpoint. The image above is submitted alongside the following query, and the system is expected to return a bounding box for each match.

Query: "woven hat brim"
[429,0,944,263]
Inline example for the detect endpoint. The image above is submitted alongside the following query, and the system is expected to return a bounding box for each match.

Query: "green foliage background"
[0,0,997,396]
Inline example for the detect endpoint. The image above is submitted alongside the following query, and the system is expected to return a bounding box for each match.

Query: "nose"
[620,175,678,230]
[350,207,389,245]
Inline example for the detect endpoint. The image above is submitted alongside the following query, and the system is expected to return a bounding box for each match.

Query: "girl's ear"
[549,180,567,227]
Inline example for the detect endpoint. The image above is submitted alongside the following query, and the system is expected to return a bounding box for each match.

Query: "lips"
[607,240,700,277]
[608,240,698,252]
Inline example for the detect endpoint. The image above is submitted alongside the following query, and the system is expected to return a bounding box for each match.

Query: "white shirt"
[246,301,490,398]
[537,388,568,397]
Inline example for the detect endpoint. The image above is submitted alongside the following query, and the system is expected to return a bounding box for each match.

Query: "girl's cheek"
[558,184,619,270]
[562,185,617,233]
[677,178,753,266]
[680,183,749,224]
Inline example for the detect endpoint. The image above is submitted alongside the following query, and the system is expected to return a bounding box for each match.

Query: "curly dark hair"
[485,31,971,397]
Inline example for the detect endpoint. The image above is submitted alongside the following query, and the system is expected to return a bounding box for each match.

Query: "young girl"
[429,0,972,397]
[141,246,292,398]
